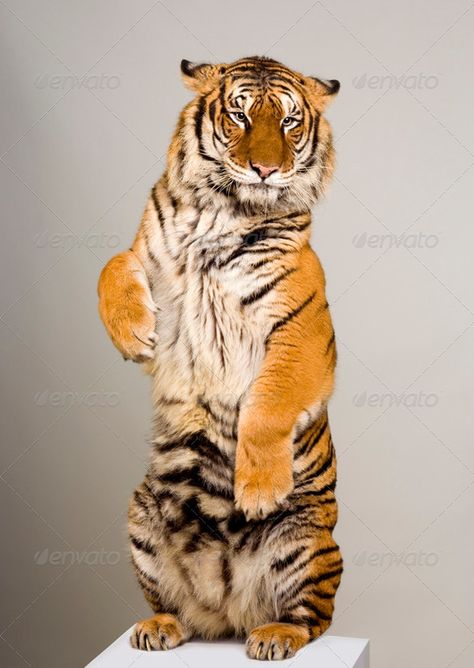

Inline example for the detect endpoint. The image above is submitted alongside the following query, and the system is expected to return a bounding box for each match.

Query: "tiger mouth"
[248,181,276,189]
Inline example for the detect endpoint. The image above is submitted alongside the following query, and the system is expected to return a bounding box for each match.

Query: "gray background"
[1,1,473,667]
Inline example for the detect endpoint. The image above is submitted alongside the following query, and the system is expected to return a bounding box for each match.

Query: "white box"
[86,628,369,667]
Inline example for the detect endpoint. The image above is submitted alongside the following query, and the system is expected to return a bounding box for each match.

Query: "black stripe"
[295,419,328,458]
[309,447,335,480]
[241,268,296,306]
[151,186,164,228]
[194,96,217,163]
[155,432,231,468]
[130,534,157,557]
[271,546,306,572]
[303,114,320,168]
[157,463,233,500]
[142,226,160,268]
[268,291,316,339]
[288,598,332,622]
[168,193,178,211]
[227,510,247,534]
[286,567,343,601]
[150,185,175,259]
[247,257,278,271]
[217,244,284,270]
[158,395,186,406]
[221,554,232,596]
[310,545,340,559]
[311,589,337,599]
[133,489,149,513]
[154,439,184,453]
[297,439,334,481]
[281,545,340,582]
[242,226,270,245]
[181,494,227,543]
[325,332,335,354]
[299,480,336,497]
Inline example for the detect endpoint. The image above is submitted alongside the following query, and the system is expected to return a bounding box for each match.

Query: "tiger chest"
[151,260,268,405]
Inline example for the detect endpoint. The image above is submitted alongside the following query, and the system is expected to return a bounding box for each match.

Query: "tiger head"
[170,56,339,214]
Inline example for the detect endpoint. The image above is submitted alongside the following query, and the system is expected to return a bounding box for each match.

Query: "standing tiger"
[98,56,342,661]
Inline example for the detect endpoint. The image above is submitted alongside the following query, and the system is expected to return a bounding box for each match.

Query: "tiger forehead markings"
[98,56,342,661]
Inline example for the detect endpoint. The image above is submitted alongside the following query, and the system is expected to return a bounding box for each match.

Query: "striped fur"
[98,56,341,660]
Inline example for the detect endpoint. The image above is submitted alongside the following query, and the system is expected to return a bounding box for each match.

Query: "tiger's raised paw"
[130,613,187,651]
[234,466,293,520]
[246,623,310,661]
[98,253,158,363]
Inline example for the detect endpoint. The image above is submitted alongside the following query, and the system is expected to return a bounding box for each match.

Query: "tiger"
[98,56,342,661]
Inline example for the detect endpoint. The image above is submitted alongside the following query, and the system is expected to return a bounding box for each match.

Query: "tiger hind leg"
[128,483,191,651]
[246,524,342,660]
[246,622,310,660]
[130,613,189,651]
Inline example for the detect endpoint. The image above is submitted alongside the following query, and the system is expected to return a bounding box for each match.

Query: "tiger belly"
[129,436,277,637]
[128,408,341,639]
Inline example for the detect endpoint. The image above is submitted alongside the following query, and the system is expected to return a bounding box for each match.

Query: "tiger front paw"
[234,465,294,521]
[98,254,158,363]
[103,297,158,363]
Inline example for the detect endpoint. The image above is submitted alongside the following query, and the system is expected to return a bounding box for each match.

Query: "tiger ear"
[307,76,340,107]
[180,59,227,93]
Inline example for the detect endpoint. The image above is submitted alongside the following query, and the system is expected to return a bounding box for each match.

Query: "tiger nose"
[250,162,280,179]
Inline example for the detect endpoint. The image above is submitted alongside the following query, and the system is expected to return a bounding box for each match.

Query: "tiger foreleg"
[235,249,335,520]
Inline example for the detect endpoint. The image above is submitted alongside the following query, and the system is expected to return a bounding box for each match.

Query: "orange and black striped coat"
[98,56,342,661]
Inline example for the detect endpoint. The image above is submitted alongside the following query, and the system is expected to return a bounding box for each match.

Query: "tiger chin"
[98,56,342,661]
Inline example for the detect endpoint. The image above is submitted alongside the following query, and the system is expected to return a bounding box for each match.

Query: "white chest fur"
[147,206,272,418]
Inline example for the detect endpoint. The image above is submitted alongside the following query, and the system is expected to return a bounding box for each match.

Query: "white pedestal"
[86,628,369,667]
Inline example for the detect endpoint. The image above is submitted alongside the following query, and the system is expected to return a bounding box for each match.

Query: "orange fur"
[235,245,335,519]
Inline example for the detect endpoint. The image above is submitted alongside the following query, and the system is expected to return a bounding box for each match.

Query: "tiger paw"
[98,254,158,363]
[246,623,309,661]
[130,613,187,651]
[234,467,293,520]
[108,300,158,363]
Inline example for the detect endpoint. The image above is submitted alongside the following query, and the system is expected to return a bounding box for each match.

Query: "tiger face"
[177,56,340,213]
